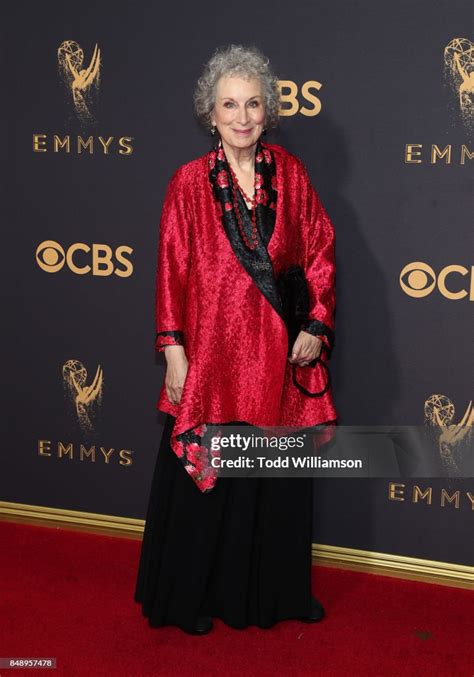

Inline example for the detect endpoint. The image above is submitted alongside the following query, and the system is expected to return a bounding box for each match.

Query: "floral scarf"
[208,136,278,251]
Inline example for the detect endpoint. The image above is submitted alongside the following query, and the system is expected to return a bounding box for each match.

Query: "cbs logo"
[278,80,322,117]
[400,262,474,300]
[36,240,133,277]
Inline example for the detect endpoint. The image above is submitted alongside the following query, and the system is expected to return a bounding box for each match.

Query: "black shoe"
[301,595,325,623]
[182,616,214,635]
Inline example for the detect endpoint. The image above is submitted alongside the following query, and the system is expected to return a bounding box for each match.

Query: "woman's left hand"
[288,331,322,367]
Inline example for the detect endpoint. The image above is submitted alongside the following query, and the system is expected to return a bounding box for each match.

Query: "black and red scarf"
[207,136,283,317]
[208,136,278,248]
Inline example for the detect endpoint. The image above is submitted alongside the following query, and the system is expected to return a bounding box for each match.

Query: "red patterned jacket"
[155,141,337,491]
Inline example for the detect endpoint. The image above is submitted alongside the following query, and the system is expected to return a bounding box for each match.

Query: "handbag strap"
[291,344,331,398]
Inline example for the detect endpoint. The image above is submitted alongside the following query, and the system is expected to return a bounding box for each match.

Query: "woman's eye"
[223,101,259,108]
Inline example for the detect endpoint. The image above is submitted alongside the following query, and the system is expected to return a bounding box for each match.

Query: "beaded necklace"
[228,162,259,250]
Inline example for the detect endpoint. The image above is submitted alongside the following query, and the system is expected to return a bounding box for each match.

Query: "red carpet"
[0,521,472,676]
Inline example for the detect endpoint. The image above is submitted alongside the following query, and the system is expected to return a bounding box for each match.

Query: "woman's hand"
[164,345,189,405]
[288,331,322,367]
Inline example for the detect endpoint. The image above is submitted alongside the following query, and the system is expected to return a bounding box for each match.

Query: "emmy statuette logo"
[33,40,134,156]
[444,38,474,134]
[58,40,101,124]
[404,38,473,163]
[62,359,104,434]
[424,395,473,476]
[37,359,135,466]
[32,39,132,154]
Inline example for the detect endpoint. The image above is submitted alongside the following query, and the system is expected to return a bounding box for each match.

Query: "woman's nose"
[236,106,249,124]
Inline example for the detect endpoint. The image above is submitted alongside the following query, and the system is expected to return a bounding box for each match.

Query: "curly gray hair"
[193,44,281,133]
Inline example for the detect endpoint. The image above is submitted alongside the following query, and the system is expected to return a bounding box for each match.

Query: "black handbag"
[276,264,331,398]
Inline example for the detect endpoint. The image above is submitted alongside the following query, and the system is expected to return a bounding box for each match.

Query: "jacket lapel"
[208,139,283,319]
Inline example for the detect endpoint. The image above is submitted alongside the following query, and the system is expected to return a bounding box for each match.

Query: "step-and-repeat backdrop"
[3,0,472,566]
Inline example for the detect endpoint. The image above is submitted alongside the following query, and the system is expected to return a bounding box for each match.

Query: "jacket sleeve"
[155,168,192,353]
[298,161,336,356]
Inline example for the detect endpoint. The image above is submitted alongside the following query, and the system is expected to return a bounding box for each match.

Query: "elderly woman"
[134,44,337,635]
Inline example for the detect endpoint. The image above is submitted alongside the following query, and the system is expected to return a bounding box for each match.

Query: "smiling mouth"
[233,128,252,134]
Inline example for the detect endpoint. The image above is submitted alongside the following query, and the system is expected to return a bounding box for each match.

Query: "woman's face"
[211,75,266,152]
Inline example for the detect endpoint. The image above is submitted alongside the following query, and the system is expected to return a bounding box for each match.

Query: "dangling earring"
[211,125,216,136]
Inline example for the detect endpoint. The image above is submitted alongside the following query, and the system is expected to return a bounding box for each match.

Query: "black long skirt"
[134,413,314,632]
